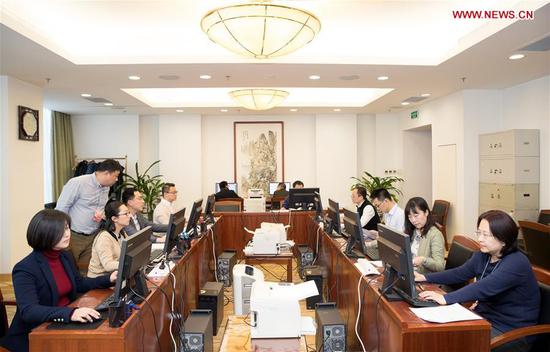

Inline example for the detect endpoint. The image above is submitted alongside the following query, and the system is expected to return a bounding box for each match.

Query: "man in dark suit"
[121,188,168,242]
[215,181,241,200]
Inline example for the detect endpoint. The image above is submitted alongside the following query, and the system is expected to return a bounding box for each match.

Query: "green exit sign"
[411,111,419,119]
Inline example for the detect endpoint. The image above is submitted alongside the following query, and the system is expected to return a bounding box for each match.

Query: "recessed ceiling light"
[128,75,141,80]
[333,108,341,112]
[309,75,321,80]
[377,76,389,81]
[508,54,525,60]
[200,75,212,80]
[401,102,410,106]
[104,102,113,106]
[421,93,431,97]
[220,109,228,112]
[80,93,92,97]
[289,108,298,112]
[176,109,184,112]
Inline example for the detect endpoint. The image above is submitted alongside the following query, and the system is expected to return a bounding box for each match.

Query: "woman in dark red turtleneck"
[0,209,117,352]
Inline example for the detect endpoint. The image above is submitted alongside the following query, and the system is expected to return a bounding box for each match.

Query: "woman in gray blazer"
[404,197,446,274]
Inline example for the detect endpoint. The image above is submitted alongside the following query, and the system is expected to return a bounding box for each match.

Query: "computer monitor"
[269,182,291,195]
[185,198,204,238]
[288,187,320,210]
[314,192,323,222]
[203,194,216,224]
[215,182,238,193]
[164,207,186,258]
[113,226,153,303]
[325,198,341,236]
[377,224,417,302]
[342,208,367,258]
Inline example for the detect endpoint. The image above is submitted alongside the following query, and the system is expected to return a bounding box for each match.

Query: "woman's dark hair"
[404,197,435,237]
[477,210,518,257]
[27,209,71,251]
[97,201,125,234]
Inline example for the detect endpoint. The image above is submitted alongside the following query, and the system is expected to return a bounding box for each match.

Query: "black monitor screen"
[215,182,238,193]
[185,198,203,237]
[269,182,290,194]
[326,198,341,236]
[204,194,215,222]
[342,207,368,258]
[114,226,153,302]
[377,224,417,301]
[288,187,320,210]
[314,192,323,221]
[164,207,186,256]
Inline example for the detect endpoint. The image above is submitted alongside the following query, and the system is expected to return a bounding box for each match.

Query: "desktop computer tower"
[297,245,314,278]
[197,282,224,336]
[304,265,324,309]
[180,309,213,352]
[217,250,237,287]
[315,303,346,352]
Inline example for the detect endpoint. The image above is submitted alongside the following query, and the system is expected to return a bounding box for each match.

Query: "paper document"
[409,303,483,323]
[151,243,164,251]
[300,316,316,335]
[292,280,320,300]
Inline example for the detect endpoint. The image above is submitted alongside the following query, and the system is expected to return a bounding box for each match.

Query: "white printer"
[244,188,266,212]
[233,264,265,315]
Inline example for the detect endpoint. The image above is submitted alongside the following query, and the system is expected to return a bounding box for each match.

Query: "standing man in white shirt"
[153,183,177,225]
[370,188,405,232]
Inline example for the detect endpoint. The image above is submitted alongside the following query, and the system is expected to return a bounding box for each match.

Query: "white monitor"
[215,182,238,193]
[269,182,290,194]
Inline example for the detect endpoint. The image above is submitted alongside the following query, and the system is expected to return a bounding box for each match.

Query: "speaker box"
[304,265,323,309]
[217,250,237,287]
[315,303,346,352]
[197,282,224,336]
[180,309,213,352]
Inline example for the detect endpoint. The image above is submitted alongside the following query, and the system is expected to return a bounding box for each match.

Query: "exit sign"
[411,111,418,119]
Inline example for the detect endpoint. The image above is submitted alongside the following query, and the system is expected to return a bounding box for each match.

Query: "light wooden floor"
[1,260,317,351]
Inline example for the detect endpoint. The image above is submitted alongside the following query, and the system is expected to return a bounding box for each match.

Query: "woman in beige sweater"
[404,197,446,274]
[87,201,130,278]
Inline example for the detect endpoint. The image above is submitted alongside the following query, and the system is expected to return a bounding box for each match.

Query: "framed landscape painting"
[234,121,284,196]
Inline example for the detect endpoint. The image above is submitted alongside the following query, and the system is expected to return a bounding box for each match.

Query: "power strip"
[147,261,174,278]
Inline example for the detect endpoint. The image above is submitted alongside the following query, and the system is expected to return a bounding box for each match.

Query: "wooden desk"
[308,217,492,352]
[244,251,293,282]
[29,219,223,352]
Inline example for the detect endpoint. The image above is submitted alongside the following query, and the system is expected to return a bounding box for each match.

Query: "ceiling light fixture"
[508,54,525,60]
[289,108,298,112]
[220,109,229,112]
[421,93,431,97]
[401,102,410,106]
[80,93,92,97]
[201,1,321,59]
[128,75,141,80]
[333,108,341,112]
[377,76,389,81]
[176,109,184,112]
[104,103,113,106]
[309,75,321,80]
[228,88,289,110]
[200,75,212,80]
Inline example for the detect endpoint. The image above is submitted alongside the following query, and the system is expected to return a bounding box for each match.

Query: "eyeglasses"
[475,230,493,239]
[167,191,178,194]
[117,212,130,217]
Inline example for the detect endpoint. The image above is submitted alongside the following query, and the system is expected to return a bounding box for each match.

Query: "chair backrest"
[519,221,550,270]
[432,200,450,248]
[271,196,286,210]
[445,235,480,270]
[538,210,550,226]
[530,281,550,352]
[44,201,57,209]
[214,199,242,212]
[0,288,8,338]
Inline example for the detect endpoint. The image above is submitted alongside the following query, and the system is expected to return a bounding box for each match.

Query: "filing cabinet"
[479,129,539,223]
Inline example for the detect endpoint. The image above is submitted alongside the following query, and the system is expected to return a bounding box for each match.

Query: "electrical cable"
[355,275,378,352]
[376,276,400,351]
[129,286,162,352]
[210,227,218,282]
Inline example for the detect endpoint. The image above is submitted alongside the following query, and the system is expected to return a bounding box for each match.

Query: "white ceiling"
[1,0,549,115]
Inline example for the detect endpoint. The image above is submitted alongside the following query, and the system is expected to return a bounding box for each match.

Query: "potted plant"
[118,160,163,220]
[351,171,404,202]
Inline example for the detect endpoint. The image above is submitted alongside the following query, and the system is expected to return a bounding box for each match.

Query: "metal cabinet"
[479,183,539,209]
[479,129,540,157]
[479,157,539,184]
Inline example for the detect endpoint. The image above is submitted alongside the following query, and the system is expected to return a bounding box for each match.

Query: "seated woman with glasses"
[87,201,130,278]
[416,210,540,352]
[0,210,116,352]
[404,197,446,274]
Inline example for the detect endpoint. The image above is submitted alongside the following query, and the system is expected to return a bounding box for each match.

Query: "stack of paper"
[409,303,483,323]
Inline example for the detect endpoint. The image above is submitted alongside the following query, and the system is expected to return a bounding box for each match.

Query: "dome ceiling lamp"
[201,1,321,59]
[228,88,289,110]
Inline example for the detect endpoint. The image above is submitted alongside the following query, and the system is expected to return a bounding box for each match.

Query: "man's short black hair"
[122,187,137,204]
[370,188,392,201]
[27,209,71,251]
[96,159,123,173]
[162,182,175,195]
[292,180,304,188]
[353,186,367,199]
[278,182,287,190]
[219,181,228,189]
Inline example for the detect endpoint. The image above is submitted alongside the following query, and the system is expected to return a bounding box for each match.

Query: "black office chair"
[442,235,480,292]
[490,281,550,351]
[44,202,57,209]
[213,199,242,212]
[538,210,550,226]
[1,288,16,338]
[519,221,550,271]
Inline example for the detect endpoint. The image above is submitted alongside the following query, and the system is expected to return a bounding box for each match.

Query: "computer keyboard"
[149,249,164,262]
[406,296,440,308]
[365,246,380,260]
[95,293,116,311]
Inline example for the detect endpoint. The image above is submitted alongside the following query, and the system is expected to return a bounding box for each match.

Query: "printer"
[244,222,294,255]
[244,188,266,212]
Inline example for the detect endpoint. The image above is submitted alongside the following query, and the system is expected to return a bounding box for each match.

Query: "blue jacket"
[0,250,112,352]
[426,250,540,333]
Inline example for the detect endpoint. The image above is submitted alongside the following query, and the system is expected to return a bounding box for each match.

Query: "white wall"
[139,115,160,177]
[356,114,376,177]
[71,114,139,177]
[0,76,44,272]
[402,127,432,206]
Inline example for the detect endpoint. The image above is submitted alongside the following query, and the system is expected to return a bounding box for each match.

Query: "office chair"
[442,235,480,292]
[213,199,242,212]
[1,288,16,338]
[519,221,550,271]
[270,196,286,210]
[44,202,57,209]
[432,200,450,249]
[538,209,550,226]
